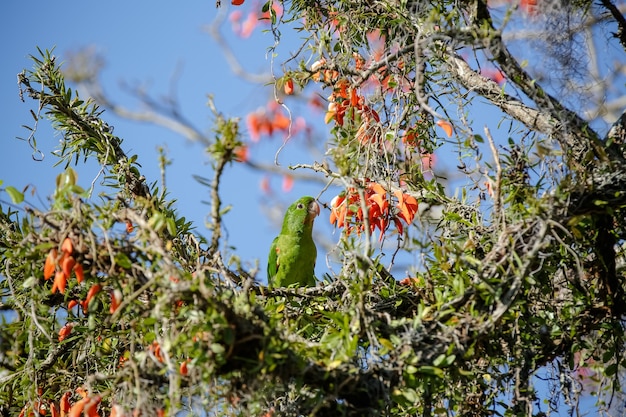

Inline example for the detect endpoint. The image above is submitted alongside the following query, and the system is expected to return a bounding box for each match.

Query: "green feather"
[267,196,319,287]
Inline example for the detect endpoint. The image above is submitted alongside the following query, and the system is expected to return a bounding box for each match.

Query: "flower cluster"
[330,181,419,238]
[246,101,290,141]
[18,388,103,417]
[229,1,283,38]
[44,237,84,294]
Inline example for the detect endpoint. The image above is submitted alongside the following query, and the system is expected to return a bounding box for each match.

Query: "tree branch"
[600,0,626,50]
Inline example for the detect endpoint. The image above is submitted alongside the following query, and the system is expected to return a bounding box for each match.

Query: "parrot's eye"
[297,203,304,209]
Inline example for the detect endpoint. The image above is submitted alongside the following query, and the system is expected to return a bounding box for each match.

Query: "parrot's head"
[285,196,320,230]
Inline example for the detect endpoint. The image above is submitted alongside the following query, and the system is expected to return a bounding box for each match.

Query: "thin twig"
[484,126,503,224]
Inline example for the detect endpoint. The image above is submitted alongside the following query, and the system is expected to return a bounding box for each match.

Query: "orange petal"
[61,238,73,255]
[368,193,388,213]
[399,277,419,286]
[62,256,76,280]
[50,403,59,417]
[231,0,245,4]
[180,360,189,375]
[83,284,102,313]
[282,175,294,193]
[75,387,88,399]
[234,145,249,163]
[272,111,290,131]
[58,323,73,342]
[60,392,71,416]
[368,182,386,196]
[52,271,67,294]
[394,217,404,235]
[284,78,294,95]
[336,206,347,229]
[396,192,419,225]
[350,88,360,107]
[67,398,87,417]
[404,194,418,213]
[84,396,101,417]
[44,249,57,280]
[436,119,453,137]
[73,263,84,284]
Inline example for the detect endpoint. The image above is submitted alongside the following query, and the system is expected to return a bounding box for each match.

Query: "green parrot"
[267,196,320,287]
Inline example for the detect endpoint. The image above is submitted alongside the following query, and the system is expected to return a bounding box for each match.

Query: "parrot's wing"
[267,236,280,286]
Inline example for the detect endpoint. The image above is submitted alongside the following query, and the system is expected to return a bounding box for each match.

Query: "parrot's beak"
[309,201,321,218]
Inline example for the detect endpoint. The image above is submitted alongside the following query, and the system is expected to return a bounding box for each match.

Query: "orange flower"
[73,263,84,284]
[61,237,73,255]
[83,396,101,417]
[436,119,453,137]
[61,256,76,280]
[58,323,74,342]
[51,271,67,294]
[82,284,102,313]
[44,249,57,280]
[481,68,506,85]
[234,144,249,163]
[68,299,79,310]
[110,289,123,314]
[272,110,290,131]
[231,0,244,4]
[246,103,291,141]
[330,182,419,238]
[402,128,420,148]
[284,78,294,95]
[282,175,294,193]
[240,12,259,38]
[67,398,88,417]
[329,194,347,227]
[149,341,165,363]
[399,277,420,286]
[60,392,71,416]
[125,220,134,233]
[395,190,419,225]
[324,101,339,124]
[50,403,59,417]
[180,359,190,375]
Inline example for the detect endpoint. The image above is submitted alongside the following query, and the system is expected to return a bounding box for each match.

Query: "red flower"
[58,323,74,342]
[284,78,295,95]
[330,182,419,238]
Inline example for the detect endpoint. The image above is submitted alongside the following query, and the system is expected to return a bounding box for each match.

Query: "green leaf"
[114,253,132,269]
[419,365,444,378]
[5,186,24,204]
[210,343,225,354]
